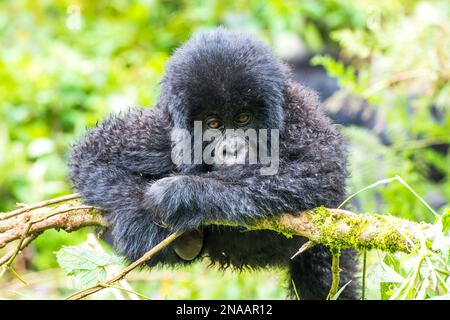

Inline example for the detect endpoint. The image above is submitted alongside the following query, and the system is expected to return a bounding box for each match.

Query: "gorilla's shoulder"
[83,106,170,144]
[69,106,173,173]
[280,82,346,159]
[95,106,170,134]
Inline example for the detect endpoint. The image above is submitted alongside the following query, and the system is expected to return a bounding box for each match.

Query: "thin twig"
[0,223,35,284]
[291,241,315,259]
[0,193,80,221]
[0,205,97,267]
[8,266,28,285]
[4,223,32,268]
[0,203,107,248]
[65,231,183,300]
[0,235,37,266]
[29,205,98,225]
[101,283,151,300]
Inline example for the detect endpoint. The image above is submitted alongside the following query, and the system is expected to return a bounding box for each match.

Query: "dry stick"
[2,222,34,284]
[291,240,315,259]
[0,193,80,221]
[0,235,37,266]
[0,203,106,249]
[29,205,99,225]
[65,231,183,300]
[0,202,106,268]
[1,205,99,283]
[0,202,107,276]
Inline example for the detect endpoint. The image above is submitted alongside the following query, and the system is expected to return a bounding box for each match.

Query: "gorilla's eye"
[235,112,251,126]
[206,117,222,129]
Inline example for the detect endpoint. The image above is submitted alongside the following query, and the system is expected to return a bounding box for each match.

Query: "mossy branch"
[210,206,429,253]
[0,194,432,299]
[1,195,429,263]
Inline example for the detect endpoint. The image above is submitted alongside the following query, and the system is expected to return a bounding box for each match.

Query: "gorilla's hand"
[145,173,274,232]
[145,176,208,231]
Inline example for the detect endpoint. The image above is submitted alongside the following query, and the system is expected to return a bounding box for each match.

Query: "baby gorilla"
[69,28,359,299]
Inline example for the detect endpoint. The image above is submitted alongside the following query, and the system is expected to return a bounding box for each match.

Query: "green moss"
[209,206,418,253]
[248,219,294,239]
[309,206,415,253]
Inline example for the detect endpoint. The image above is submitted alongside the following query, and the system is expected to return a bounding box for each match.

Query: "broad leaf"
[56,246,123,288]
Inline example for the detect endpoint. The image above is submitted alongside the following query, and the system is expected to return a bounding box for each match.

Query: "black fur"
[68,28,359,299]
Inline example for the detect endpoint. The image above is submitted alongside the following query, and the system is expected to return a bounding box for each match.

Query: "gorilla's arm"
[68,108,182,262]
[147,147,346,231]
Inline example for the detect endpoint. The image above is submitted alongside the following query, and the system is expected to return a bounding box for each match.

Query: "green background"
[0,0,449,299]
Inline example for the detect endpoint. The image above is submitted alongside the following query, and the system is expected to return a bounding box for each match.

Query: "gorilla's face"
[162,28,286,171]
[196,105,258,167]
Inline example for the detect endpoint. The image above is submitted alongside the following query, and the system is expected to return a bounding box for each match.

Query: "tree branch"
[210,206,428,253]
[0,194,432,299]
[0,198,107,250]
[1,195,429,258]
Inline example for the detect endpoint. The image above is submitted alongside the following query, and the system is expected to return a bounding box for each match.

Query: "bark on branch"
[1,194,429,257]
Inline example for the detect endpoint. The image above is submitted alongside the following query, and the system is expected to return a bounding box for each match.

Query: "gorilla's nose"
[223,135,245,155]
[218,135,247,166]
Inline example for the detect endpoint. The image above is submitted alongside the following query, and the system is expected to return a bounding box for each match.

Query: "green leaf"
[331,280,352,300]
[56,246,123,288]
[380,282,401,300]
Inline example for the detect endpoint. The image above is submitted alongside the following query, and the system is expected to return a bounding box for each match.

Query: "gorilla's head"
[159,27,288,132]
[160,28,287,172]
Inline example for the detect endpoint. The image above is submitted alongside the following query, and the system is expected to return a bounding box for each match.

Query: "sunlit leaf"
[56,246,123,288]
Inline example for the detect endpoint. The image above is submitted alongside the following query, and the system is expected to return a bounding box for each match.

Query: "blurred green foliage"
[0,0,377,210]
[0,0,449,299]
[312,0,450,222]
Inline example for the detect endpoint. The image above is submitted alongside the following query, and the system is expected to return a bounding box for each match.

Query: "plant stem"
[362,250,367,300]
[327,249,341,300]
